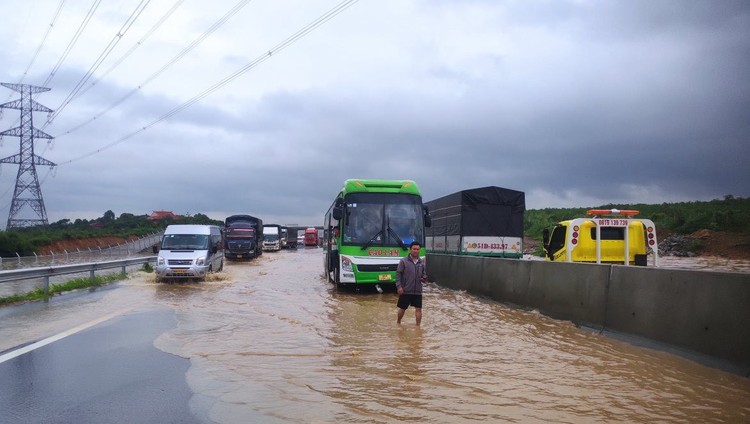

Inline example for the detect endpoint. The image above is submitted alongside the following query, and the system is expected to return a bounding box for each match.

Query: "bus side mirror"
[423,205,432,228]
[332,206,343,221]
[542,228,550,253]
[332,198,344,220]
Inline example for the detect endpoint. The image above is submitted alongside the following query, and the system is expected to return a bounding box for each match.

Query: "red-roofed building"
[149,210,179,221]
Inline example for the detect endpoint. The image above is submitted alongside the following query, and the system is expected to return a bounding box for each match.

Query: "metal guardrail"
[0,257,157,295]
[0,232,163,271]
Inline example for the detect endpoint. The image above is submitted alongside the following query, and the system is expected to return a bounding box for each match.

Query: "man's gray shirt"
[396,255,426,294]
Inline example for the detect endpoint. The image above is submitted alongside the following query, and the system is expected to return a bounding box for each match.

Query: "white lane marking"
[0,308,131,364]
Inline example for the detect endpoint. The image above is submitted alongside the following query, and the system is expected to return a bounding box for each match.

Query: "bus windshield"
[342,193,424,248]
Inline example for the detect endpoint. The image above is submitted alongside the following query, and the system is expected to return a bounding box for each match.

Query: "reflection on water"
[147,250,749,423]
[3,249,748,422]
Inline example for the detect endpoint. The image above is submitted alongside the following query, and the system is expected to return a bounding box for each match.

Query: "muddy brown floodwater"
[3,249,750,423]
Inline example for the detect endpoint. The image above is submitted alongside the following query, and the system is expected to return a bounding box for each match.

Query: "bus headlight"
[341,256,353,272]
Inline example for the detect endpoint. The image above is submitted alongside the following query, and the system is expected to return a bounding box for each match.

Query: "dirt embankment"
[40,236,140,255]
[685,230,750,260]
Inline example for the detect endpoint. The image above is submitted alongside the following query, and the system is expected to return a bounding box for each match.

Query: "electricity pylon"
[0,83,56,229]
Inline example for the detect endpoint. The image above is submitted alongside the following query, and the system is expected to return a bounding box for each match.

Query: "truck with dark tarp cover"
[282,226,298,249]
[224,215,263,260]
[425,186,525,258]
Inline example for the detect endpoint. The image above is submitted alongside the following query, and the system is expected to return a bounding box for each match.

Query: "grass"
[0,272,128,306]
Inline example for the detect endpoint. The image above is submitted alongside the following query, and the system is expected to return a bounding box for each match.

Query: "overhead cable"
[55,0,253,138]
[41,0,103,88]
[16,1,67,86]
[57,0,360,166]
[44,0,152,126]
[68,0,187,101]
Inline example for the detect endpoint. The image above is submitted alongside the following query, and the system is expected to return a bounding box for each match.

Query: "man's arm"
[395,259,404,288]
[395,259,405,294]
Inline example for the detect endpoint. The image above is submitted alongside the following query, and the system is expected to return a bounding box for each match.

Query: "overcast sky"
[0,0,748,228]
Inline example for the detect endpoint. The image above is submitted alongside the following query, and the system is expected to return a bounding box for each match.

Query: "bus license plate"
[378,274,391,281]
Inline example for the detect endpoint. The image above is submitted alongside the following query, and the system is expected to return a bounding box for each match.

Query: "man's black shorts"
[397,293,422,309]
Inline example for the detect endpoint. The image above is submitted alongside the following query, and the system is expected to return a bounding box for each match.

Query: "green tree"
[103,210,115,221]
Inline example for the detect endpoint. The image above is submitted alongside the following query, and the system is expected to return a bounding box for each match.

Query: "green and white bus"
[324,179,432,289]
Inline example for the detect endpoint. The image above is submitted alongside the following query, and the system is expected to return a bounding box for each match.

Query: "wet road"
[1,248,749,423]
[0,307,198,424]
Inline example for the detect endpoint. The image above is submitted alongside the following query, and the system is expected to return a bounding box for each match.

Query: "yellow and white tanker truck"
[542,209,658,266]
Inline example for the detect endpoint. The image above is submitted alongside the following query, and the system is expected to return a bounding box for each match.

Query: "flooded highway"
[2,247,749,423]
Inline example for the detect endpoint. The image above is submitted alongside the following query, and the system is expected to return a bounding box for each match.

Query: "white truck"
[262,224,281,251]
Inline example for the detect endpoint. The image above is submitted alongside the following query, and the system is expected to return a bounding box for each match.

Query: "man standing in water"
[396,241,427,325]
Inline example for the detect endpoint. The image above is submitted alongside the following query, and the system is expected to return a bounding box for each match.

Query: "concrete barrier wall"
[427,254,750,367]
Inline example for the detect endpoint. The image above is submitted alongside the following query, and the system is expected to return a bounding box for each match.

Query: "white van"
[154,225,224,282]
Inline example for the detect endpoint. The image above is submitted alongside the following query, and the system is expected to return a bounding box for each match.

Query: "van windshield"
[161,234,209,250]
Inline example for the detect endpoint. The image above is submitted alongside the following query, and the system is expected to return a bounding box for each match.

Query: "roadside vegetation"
[0,263,155,306]
[0,272,127,306]
[524,195,750,239]
[524,195,750,256]
[0,210,222,257]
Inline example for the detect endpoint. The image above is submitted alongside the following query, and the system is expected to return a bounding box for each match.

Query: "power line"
[66,0,187,102]
[44,0,152,126]
[56,0,360,166]
[41,0,103,88]
[16,1,67,86]
[2,1,67,126]
[54,0,253,138]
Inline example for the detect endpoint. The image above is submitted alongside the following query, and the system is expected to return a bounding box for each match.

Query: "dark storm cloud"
[2,0,749,227]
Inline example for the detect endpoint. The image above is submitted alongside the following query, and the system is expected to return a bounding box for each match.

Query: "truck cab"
[224,215,263,260]
[304,227,319,247]
[542,209,658,266]
[263,224,282,251]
